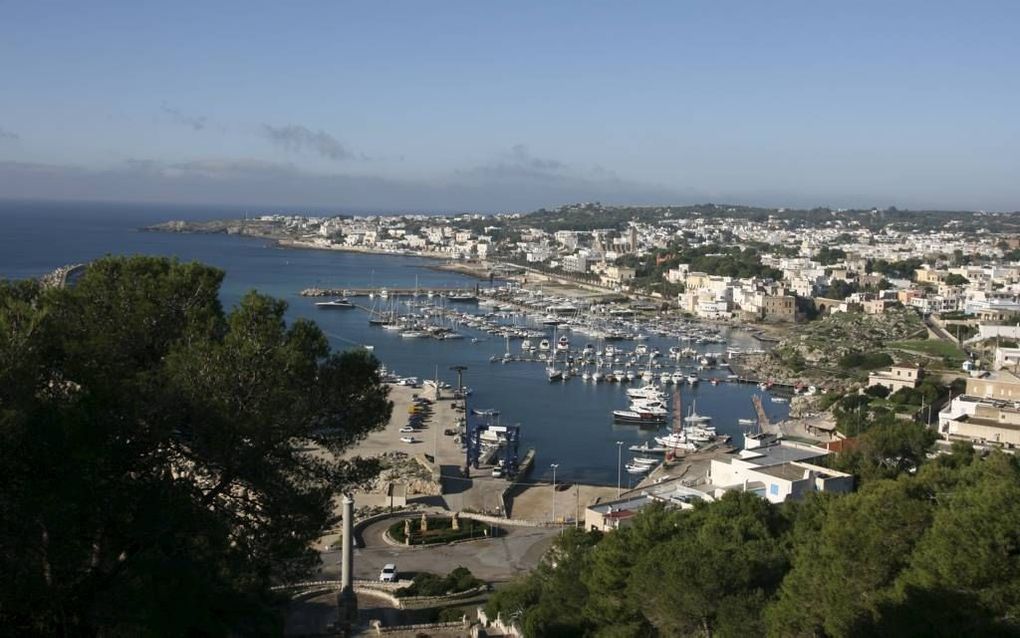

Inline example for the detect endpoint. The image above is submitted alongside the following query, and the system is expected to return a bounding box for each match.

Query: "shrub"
[396,567,484,598]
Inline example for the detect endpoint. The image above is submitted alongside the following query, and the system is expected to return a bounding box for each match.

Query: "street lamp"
[550,463,559,526]
[616,441,624,498]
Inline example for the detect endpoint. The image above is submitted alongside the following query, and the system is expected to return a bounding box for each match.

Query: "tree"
[0,257,391,635]
[630,492,789,637]
[944,273,970,286]
[766,480,935,637]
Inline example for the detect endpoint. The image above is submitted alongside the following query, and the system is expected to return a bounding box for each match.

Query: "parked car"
[379,563,398,582]
[400,436,416,444]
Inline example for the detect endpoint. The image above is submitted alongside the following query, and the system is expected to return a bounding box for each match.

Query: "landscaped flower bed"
[388,516,496,545]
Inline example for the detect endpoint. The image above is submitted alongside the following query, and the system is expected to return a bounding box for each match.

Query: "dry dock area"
[340,383,620,522]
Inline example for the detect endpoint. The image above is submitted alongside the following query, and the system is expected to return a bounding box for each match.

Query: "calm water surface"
[0,200,789,484]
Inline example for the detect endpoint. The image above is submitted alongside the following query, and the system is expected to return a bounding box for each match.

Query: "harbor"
[307,276,794,488]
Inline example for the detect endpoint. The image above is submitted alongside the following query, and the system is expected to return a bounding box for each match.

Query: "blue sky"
[1,1,1018,211]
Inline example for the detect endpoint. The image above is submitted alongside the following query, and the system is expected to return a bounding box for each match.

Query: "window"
[769,484,779,496]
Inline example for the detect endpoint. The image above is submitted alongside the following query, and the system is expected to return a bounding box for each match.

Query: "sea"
[0,199,789,486]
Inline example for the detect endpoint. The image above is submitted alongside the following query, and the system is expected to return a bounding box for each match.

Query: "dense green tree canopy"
[0,257,391,635]
[487,445,1020,637]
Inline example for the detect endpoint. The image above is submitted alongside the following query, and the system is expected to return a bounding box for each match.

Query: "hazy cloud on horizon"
[262,125,355,161]
[159,104,208,131]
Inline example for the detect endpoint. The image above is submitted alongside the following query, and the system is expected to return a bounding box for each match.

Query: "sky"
[0,1,1018,212]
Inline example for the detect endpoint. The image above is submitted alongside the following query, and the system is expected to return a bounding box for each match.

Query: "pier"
[300,285,481,298]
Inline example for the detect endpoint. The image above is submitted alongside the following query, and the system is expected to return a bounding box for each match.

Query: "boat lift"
[465,410,521,474]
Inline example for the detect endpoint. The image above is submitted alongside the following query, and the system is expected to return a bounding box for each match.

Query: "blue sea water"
[0,199,789,485]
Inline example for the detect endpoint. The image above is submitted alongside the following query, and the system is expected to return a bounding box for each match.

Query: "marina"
[0,209,791,487]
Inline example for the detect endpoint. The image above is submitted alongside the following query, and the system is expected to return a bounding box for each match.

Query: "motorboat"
[592,370,604,382]
[632,456,659,466]
[556,336,570,351]
[738,418,757,426]
[627,385,666,400]
[613,401,668,424]
[538,339,551,351]
[629,441,667,454]
[625,463,651,475]
[521,339,535,352]
[686,373,699,385]
[547,366,563,382]
[447,293,477,302]
[771,397,789,404]
[654,432,699,452]
[315,298,354,308]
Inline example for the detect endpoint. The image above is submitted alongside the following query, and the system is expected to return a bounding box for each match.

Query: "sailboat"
[547,326,563,381]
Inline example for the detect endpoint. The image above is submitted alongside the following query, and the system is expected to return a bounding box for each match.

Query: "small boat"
[625,463,651,474]
[472,408,500,417]
[315,298,354,308]
[771,397,789,404]
[629,441,667,454]
[738,418,757,425]
[632,456,659,466]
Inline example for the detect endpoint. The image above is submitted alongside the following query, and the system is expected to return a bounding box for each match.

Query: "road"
[317,515,558,583]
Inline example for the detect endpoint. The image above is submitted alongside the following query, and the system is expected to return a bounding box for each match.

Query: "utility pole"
[616,441,624,498]
[550,463,559,528]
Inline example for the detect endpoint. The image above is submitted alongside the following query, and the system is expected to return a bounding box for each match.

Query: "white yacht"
[315,297,354,309]
[654,432,699,452]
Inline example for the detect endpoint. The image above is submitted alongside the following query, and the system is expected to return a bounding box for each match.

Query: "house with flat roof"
[705,443,854,504]
[868,365,923,393]
[939,394,1020,448]
[965,370,1020,400]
